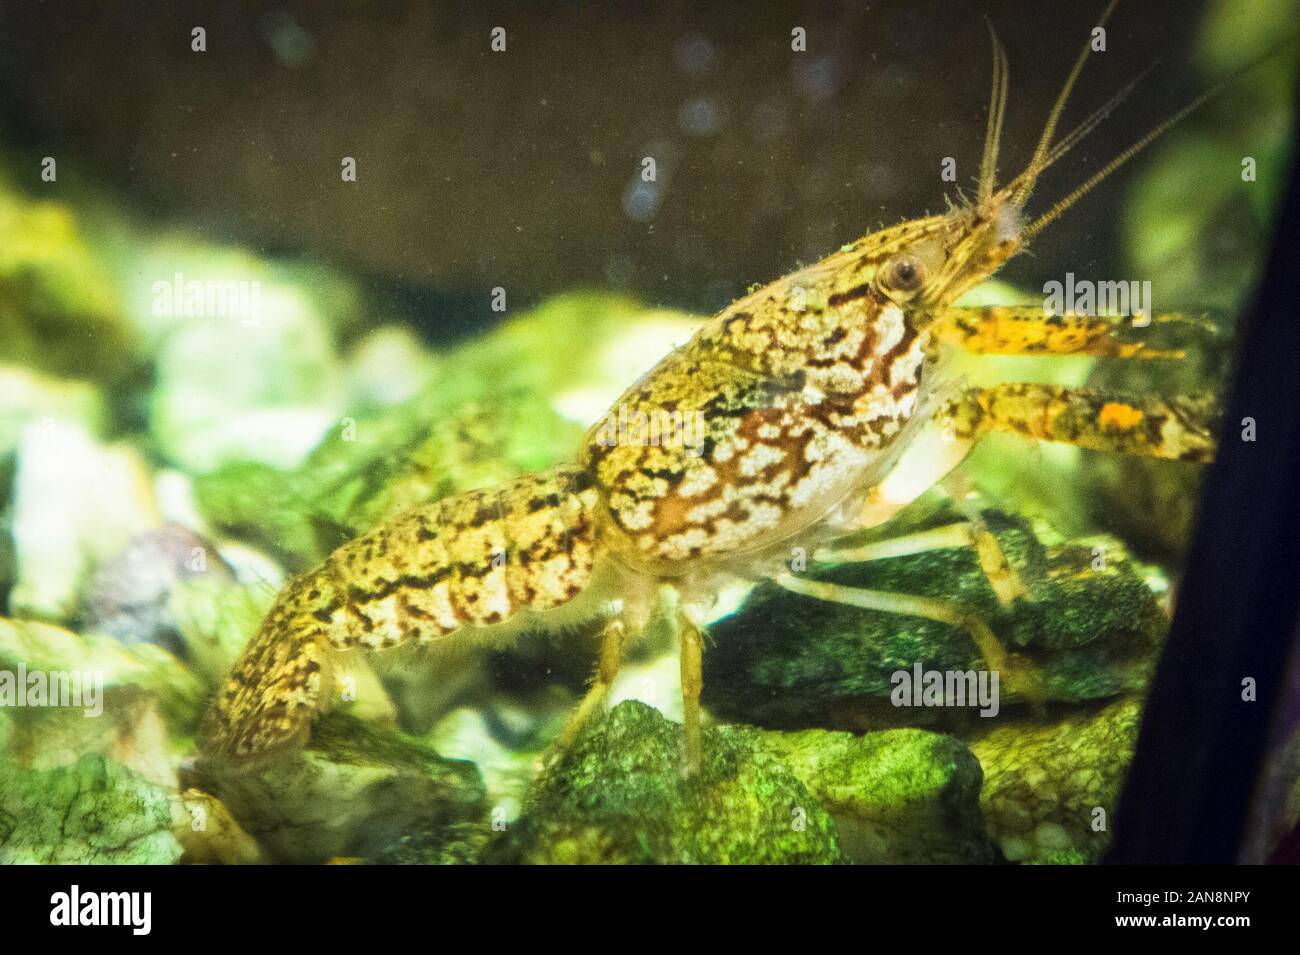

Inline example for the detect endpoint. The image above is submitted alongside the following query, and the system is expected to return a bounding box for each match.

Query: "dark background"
[0,0,1227,331]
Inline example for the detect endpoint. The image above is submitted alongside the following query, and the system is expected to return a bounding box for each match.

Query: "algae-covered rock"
[1,686,177,790]
[703,507,1164,731]
[0,182,132,383]
[148,291,344,474]
[0,616,204,731]
[0,364,106,462]
[760,727,992,864]
[166,575,275,687]
[369,821,491,865]
[193,375,580,570]
[487,701,844,864]
[343,324,440,409]
[970,697,1140,864]
[195,711,487,863]
[0,754,182,864]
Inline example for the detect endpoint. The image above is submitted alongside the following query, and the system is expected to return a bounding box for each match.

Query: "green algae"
[0,616,204,731]
[703,505,1164,731]
[196,711,487,864]
[970,697,1141,864]
[487,701,844,864]
[760,726,992,864]
[0,754,181,864]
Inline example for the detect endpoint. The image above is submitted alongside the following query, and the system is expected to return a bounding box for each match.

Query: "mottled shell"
[581,219,946,574]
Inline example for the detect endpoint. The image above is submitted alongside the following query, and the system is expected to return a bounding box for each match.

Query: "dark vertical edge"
[1106,89,1300,864]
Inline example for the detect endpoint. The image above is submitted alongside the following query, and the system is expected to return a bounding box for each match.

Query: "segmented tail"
[198,465,603,763]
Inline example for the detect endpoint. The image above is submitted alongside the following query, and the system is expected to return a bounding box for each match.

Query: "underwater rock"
[0,181,133,384]
[195,711,487,864]
[81,522,235,658]
[369,821,491,865]
[760,727,993,864]
[1081,453,1209,566]
[343,324,440,409]
[122,235,368,351]
[1,685,176,791]
[486,700,844,864]
[969,697,1141,864]
[148,292,343,474]
[8,419,158,621]
[0,364,106,462]
[172,789,265,865]
[0,616,205,731]
[0,754,182,864]
[703,508,1165,731]
[193,384,578,570]
[423,694,584,831]
[192,461,335,570]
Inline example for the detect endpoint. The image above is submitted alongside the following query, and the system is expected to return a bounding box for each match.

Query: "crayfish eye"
[882,254,927,298]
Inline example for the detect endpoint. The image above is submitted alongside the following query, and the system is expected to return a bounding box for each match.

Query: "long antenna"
[1012,0,1121,207]
[1025,34,1298,238]
[978,20,1010,206]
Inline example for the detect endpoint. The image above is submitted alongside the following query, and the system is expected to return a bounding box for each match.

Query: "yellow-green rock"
[970,697,1140,864]
[0,754,181,864]
[761,726,992,864]
[487,701,844,864]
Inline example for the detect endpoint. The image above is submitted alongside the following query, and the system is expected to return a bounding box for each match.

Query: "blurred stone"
[343,324,440,409]
[8,420,158,621]
[172,789,265,864]
[0,685,176,790]
[0,616,205,731]
[148,288,344,474]
[82,522,235,658]
[195,711,486,863]
[122,235,366,352]
[425,705,543,827]
[166,576,275,686]
[0,364,105,461]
